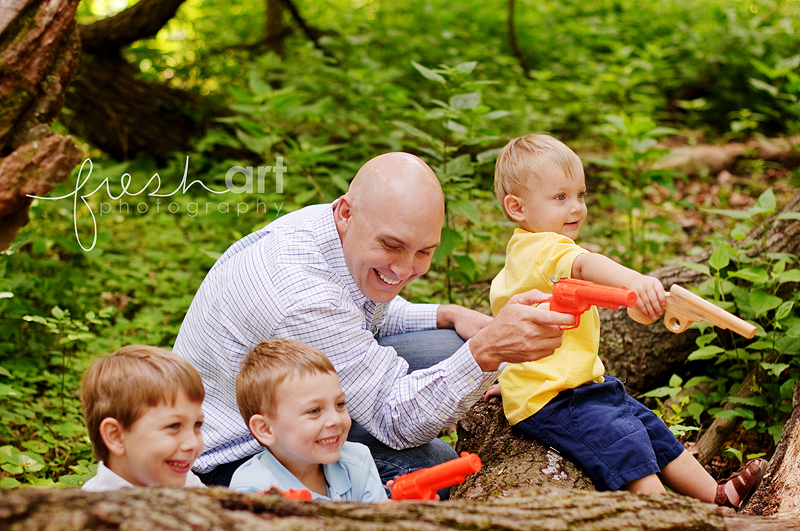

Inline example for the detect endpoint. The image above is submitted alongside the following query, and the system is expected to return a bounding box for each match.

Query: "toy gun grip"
[390,452,482,501]
[627,284,756,339]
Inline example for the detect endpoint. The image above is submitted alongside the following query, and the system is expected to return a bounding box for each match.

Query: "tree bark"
[0,0,84,250]
[2,484,798,531]
[60,0,214,161]
[743,381,800,518]
[453,397,595,500]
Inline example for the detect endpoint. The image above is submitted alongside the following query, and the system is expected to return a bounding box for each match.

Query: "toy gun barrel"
[549,279,637,328]
[391,452,482,501]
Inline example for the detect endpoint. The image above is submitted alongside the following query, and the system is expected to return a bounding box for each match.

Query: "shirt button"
[482,381,491,388]
[439,412,447,420]
[467,378,475,386]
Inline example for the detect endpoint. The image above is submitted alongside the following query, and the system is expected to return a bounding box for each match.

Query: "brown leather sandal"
[714,458,767,510]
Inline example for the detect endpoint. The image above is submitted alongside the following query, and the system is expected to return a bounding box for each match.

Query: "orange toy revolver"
[390,452,482,501]
[549,278,638,329]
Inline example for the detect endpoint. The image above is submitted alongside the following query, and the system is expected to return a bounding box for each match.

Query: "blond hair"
[236,338,336,426]
[494,133,584,219]
[79,345,204,462]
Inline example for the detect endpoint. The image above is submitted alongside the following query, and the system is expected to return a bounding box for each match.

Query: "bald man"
[174,153,571,491]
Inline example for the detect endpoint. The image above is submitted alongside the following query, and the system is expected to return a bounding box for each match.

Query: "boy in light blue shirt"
[230,338,387,502]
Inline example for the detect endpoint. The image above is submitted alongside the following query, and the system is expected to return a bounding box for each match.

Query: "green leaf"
[761,362,790,377]
[0,477,20,489]
[0,292,12,299]
[748,290,783,317]
[668,374,683,387]
[708,246,730,271]
[728,267,768,284]
[1,464,23,475]
[749,188,776,216]
[452,61,477,75]
[411,61,446,84]
[432,228,461,266]
[449,92,481,110]
[703,208,752,220]
[728,396,768,407]
[775,269,800,283]
[449,200,481,225]
[777,212,800,221]
[51,306,64,320]
[452,254,478,281]
[749,78,779,96]
[687,345,725,361]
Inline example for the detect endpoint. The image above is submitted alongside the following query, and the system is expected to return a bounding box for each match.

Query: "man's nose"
[390,254,415,279]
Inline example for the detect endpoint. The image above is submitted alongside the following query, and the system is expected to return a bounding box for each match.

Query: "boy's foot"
[714,459,767,511]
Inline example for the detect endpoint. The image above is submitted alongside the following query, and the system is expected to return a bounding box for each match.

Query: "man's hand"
[437,304,492,340]
[468,289,572,372]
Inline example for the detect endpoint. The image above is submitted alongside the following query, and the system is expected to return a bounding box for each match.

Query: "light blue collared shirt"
[229,441,387,502]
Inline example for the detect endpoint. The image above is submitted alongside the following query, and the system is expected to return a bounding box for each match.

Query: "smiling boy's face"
[106,390,204,487]
[505,160,588,241]
[262,370,352,480]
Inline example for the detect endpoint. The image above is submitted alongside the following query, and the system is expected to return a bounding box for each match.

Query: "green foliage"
[588,113,684,270]
[393,61,508,304]
[669,188,800,445]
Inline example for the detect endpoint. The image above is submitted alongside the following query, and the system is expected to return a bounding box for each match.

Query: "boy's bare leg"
[625,473,666,495]
[659,449,732,504]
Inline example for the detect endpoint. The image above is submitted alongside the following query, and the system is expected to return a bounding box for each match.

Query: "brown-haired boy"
[230,338,386,501]
[80,345,206,491]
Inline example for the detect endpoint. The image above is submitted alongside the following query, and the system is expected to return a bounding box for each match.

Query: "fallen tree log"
[2,483,799,531]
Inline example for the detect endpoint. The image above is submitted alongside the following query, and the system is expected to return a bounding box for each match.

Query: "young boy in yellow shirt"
[488,133,764,509]
[80,345,206,491]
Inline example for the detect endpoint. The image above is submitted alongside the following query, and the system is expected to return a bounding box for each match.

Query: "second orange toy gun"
[390,452,481,501]
[549,277,638,329]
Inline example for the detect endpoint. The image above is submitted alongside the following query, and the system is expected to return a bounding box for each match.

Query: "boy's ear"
[503,194,527,223]
[99,418,127,456]
[249,414,277,446]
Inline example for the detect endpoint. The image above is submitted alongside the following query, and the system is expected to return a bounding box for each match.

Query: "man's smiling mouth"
[377,270,400,285]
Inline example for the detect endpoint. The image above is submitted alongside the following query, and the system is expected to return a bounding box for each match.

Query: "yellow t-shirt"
[490,229,605,425]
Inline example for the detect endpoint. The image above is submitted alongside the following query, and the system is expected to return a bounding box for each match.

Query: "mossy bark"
[0,0,84,251]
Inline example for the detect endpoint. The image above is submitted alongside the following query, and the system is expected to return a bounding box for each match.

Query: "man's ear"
[503,194,527,223]
[249,414,277,447]
[333,194,354,233]
[99,418,127,457]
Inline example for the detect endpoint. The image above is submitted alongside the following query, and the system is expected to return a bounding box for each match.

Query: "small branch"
[507,0,532,79]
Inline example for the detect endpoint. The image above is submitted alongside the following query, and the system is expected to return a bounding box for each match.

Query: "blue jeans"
[349,329,463,499]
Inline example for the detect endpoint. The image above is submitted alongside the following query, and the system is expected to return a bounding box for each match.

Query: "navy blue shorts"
[512,376,685,491]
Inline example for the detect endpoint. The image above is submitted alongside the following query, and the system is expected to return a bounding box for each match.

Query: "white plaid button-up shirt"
[174,202,497,473]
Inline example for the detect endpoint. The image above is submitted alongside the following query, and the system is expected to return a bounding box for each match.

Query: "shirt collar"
[314,200,368,308]
[258,448,352,501]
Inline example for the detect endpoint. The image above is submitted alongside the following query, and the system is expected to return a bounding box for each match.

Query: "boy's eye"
[556,194,566,200]
[194,421,204,429]
[307,407,321,415]
[336,401,347,410]
[167,423,181,430]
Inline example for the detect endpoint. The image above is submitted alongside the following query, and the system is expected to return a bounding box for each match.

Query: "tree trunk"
[2,484,798,531]
[0,0,84,250]
[743,381,800,518]
[265,0,286,57]
[61,0,213,161]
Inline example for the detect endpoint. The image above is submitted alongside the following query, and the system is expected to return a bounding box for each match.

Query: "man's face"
[336,196,442,304]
